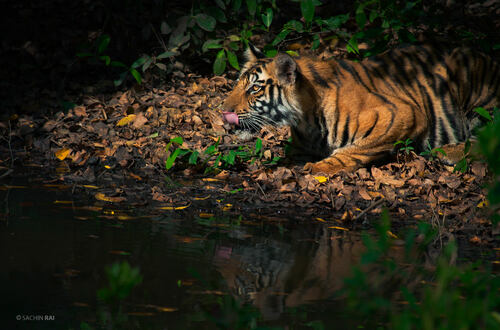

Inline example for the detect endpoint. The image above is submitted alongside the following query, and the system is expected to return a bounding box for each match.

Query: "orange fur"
[223,45,500,174]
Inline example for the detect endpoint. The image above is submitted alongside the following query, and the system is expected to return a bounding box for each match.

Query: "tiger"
[222,43,500,174]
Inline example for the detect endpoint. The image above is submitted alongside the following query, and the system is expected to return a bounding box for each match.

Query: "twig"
[0,120,15,170]
[354,198,386,221]
[255,181,266,198]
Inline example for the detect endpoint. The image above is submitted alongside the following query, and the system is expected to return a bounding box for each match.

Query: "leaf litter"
[0,35,497,252]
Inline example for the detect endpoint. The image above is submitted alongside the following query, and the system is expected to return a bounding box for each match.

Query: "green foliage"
[98,261,143,304]
[165,136,279,173]
[420,141,446,161]
[77,34,147,86]
[394,138,414,155]
[343,211,500,329]
[474,106,500,223]
[91,261,143,329]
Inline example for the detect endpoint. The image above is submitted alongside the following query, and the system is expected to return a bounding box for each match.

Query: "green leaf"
[205,145,217,155]
[254,138,262,155]
[156,63,167,71]
[97,34,110,54]
[160,21,171,34]
[110,61,127,68]
[166,148,181,170]
[285,50,299,57]
[226,150,236,165]
[76,52,93,58]
[346,36,360,55]
[233,0,242,11]
[131,56,148,69]
[246,0,256,16]
[474,107,492,121]
[228,34,240,42]
[226,49,240,70]
[114,71,127,86]
[157,51,175,59]
[188,151,199,165]
[261,8,273,28]
[194,14,216,32]
[300,0,315,24]
[369,10,378,22]
[324,14,349,30]
[215,0,225,10]
[202,39,223,53]
[130,68,142,84]
[148,132,159,138]
[99,55,111,65]
[171,136,184,145]
[213,49,226,75]
[312,34,320,50]
[355,6,367,28]
[272,29,291,46]
[454,158,468,173]
[142,57,153,72]
[284,20,304,33]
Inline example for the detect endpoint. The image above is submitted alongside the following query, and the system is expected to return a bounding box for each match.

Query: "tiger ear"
[244,43,266,63]
[275,53,297,85]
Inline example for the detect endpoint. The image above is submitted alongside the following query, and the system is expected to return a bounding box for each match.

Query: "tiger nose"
[222,111,239,125]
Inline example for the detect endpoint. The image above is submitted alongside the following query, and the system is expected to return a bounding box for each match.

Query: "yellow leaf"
[104,165,112,169]
[222,203,232,211]
[117,215,136,221]
[155,307,179,312]
[387,230,399,239]
[315,217,327,222]
[314,176,328,183]
[158,202,191,210]
[194,195,210,200]
[199,212,214,218]
[54,200,73,204]
[202,178,220,182]
[117,114,136,126]
[82,185,99,189]
[55,148,71,161]
[328,226,349,231]
[95,193,126,203]
[477,200,489,208]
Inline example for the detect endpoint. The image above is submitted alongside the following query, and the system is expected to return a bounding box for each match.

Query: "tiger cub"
[222,43,500,174]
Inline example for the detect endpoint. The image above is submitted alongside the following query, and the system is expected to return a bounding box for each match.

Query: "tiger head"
[222,44,309,139]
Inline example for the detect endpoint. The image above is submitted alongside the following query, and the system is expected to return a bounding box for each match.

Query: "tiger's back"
[222,44,500,174]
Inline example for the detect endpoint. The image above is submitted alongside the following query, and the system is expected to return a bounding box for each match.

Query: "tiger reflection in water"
[213,226,366,320]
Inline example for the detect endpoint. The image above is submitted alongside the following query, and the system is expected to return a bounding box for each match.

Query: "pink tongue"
[222,112,239,125]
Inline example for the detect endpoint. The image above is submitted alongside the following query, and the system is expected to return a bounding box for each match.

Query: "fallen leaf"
[132,112,148,129]
[55,148,71,161]
[117,114,137,126]
[158,202,191,210]
[328,226,349,231]
[314,175,328,183]
[95,193,126,203]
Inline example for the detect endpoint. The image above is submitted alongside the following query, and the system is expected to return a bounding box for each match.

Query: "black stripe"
[308,63,330,88]
[339,114,350,147]
[363,112,378,139]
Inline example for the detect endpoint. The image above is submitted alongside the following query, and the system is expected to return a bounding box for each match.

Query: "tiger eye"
[252,85,261,91]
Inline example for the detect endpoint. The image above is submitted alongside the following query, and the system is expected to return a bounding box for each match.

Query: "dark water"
[0,180,365,329]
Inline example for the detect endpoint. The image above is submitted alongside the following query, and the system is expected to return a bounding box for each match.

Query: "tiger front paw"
[303,161,340,175]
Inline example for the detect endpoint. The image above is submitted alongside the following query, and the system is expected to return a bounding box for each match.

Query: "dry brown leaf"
[132,112,148,129]
[358,188,372,200]
[279,182,296,193]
